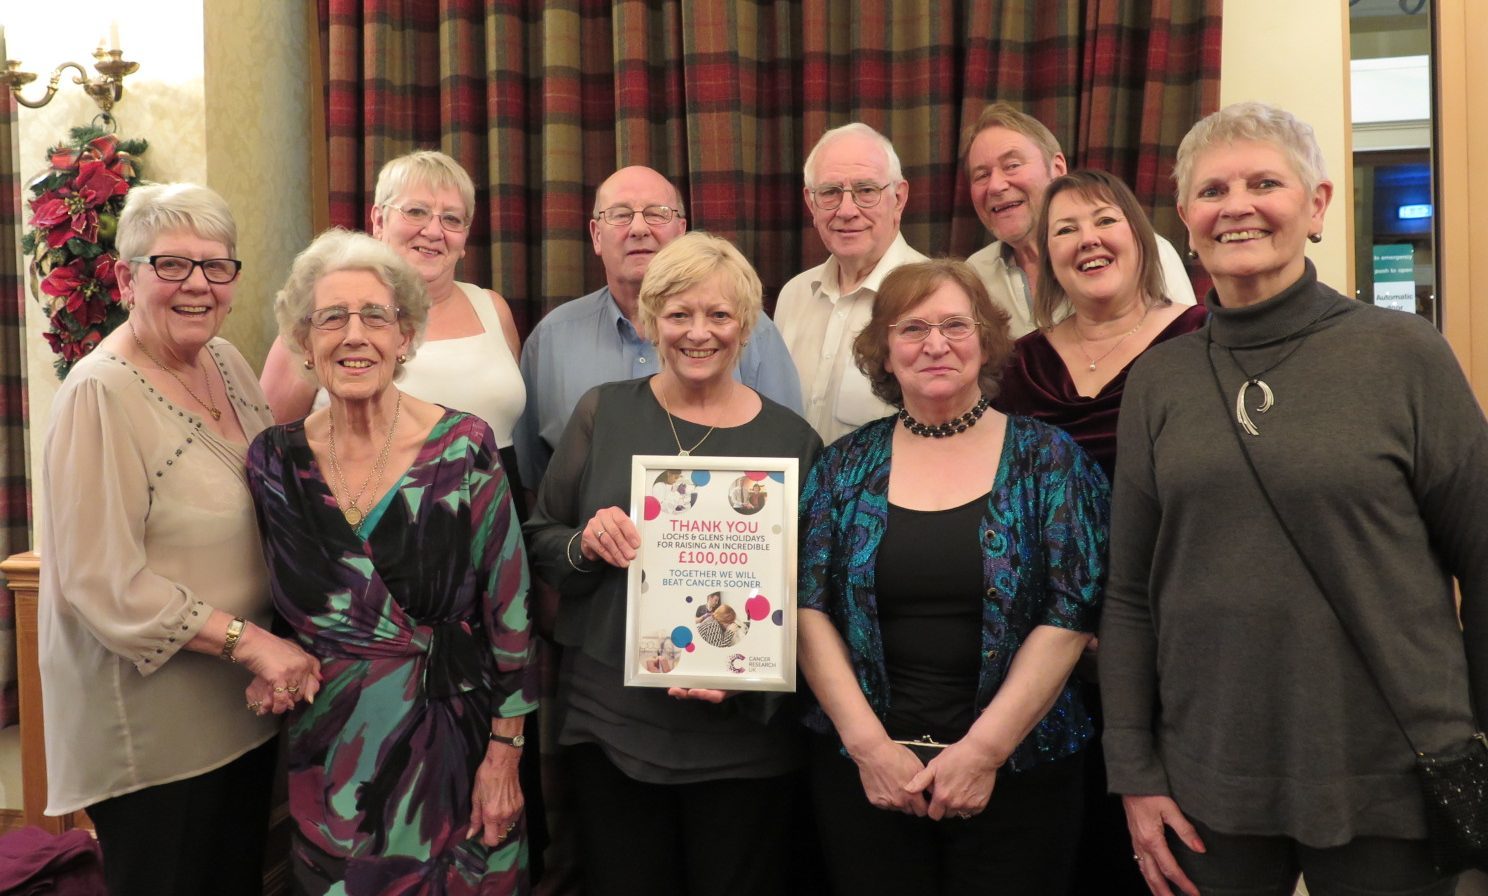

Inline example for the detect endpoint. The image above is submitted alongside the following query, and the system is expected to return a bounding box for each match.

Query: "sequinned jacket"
[798,414,1110,771]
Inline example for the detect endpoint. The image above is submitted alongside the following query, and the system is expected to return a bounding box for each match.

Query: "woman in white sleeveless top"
[262,151,527,491]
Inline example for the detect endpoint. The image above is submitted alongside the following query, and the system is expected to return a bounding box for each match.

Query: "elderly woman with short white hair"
[247,228,536,893]
[38,182,320,896]
[1101,101,1488,896]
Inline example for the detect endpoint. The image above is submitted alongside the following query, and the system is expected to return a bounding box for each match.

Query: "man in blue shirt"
[515,165,802,491]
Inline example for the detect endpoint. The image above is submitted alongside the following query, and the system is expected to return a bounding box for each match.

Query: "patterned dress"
[247,409,537,896]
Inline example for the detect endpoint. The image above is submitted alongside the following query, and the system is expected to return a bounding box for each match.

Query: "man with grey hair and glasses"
[515,165,800,492]
[776,123,927,444]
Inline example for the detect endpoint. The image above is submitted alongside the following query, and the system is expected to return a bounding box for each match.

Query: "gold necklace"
[327,391,402,532]
[660,383,721,457]
[1070,304,1151,372]
[128,323,222,421]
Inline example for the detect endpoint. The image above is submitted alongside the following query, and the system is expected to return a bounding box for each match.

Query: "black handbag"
[1206,342,1488,874]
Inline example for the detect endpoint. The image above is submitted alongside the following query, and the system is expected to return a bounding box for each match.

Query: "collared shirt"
[967,234,1197,339]
[775,233,928,444]
[514,285,803,489]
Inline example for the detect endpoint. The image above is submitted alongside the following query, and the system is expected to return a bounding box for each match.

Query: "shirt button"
[837,310,847,318]
[639,357,647,364]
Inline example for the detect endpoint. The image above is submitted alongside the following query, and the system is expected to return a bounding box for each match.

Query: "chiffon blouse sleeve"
[42,373,210,674]
[523,386,606,597]
[1032,425,1110,633]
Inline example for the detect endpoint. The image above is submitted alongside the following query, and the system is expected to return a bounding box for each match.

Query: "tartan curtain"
[319,0,1220,328]
[0,82,30,726]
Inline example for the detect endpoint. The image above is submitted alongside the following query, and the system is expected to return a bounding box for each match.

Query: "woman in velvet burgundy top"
[994,170,1206,480]
[992,169,1204,896]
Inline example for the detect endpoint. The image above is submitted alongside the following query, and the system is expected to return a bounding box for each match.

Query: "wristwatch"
[489,732,526,748]
[220,616,246,662]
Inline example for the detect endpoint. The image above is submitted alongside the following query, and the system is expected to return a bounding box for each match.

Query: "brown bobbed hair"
[1032,170,1169,331]
[853,259,1014,407]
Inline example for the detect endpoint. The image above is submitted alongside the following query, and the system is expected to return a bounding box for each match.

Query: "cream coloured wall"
[9,1,311,539]
[1219,0,1353,295]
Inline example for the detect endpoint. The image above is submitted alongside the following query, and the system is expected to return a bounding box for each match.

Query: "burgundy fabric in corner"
[0,826,106,895]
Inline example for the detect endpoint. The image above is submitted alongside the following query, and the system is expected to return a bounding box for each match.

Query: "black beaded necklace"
[898,395,991,438]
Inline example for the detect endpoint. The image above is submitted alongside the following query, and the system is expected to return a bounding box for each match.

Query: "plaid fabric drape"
[319,0,1220,328]
[0,83,31,726]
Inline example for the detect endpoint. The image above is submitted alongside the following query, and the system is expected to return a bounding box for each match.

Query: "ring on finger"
[246,701,262,712]
[286,685,300,694]
[1133,854,1144,863]
[273,686,287,694]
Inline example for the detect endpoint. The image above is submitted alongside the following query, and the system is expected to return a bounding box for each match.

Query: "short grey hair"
[117,183,237,263]
[803,122,904,189]
[1174,101,1328,201]
[274,228,431,379]
[372,150,476,227]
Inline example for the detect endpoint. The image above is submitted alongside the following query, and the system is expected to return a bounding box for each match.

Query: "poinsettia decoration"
[20,126,147,378]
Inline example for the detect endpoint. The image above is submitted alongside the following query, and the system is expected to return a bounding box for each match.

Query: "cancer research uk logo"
[728,654,746,674]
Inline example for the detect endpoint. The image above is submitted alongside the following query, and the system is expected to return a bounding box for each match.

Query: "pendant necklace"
[660,384,720,456]
[129,323,223,421]
[899,395,991,438]
[328,391,402,531]
[1071,304,1150,372]
[1207,300,1339,436]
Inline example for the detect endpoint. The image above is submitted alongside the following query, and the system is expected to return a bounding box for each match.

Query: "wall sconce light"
[1,46,139,121]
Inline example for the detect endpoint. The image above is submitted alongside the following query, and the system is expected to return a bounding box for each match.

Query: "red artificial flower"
[38,259,87,300]
[27,160,128,249]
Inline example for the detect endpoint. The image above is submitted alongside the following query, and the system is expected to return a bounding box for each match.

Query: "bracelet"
[565,531,592,573]
[220,616,246,662]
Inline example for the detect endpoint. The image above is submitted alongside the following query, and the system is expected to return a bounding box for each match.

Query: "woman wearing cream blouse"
[37,183,320,896]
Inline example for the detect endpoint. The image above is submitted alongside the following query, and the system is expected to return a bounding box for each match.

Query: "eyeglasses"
[809,182,894,211]
[889,316,979,342]
[306,304,403,331]
[593,205,683,226]
[384,203,469,232]
[131,255,242,284]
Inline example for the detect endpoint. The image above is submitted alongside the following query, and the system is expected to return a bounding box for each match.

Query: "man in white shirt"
[963,102,1195,338]
[776,123,928,444]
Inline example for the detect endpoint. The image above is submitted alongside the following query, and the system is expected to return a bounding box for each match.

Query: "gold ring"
[247,701,262,711]
[286,685,300,694]
[505,821,517,833]
[273,686,287,694]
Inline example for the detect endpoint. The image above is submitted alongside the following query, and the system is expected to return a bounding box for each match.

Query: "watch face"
[511,734,526,747]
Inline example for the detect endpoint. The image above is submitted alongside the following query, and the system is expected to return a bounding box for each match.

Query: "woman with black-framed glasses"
[797,258,1109,895]
[38,183,320,896]
[248,228,536,893]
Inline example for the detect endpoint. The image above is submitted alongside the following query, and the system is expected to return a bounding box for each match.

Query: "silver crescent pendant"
[1235,378,1275,436]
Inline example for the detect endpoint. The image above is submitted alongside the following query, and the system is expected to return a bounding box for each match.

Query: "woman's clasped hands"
[239,623,323,715]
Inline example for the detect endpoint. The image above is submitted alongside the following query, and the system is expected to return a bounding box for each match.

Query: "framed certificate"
[624,455,799,692]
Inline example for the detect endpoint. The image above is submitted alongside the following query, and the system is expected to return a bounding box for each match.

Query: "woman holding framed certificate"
[525,232,821,895]
[798,259,1109,895]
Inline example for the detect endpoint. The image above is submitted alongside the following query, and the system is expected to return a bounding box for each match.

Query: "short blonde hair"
[117,183,237,262]
[636,232,763,346]
[274,229,431,379]
[373,150,476,227]
[1174,101,1328,201]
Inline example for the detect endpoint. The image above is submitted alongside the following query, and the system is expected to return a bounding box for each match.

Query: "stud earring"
[1185,248,1199,261]
[303,359,314,370]
[397,354,408,364]
[1308,233,1322,244]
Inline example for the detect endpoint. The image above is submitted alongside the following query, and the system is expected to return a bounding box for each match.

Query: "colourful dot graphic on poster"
[745,470,768,481]
[745,595,771,621]
[768,471,785,483]
[671,626,693,649]
[772,524,782,534]
[772,609,784,626]
[685,643,696,652]
[685,595,693,603]
[643,496,661,520]
[691,471,710,487]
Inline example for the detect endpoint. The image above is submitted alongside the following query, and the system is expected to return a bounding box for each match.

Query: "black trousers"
[809,734,1083,896]
[1169,815,1459,896]
[88,736,278,896]
[565,743,796,896]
